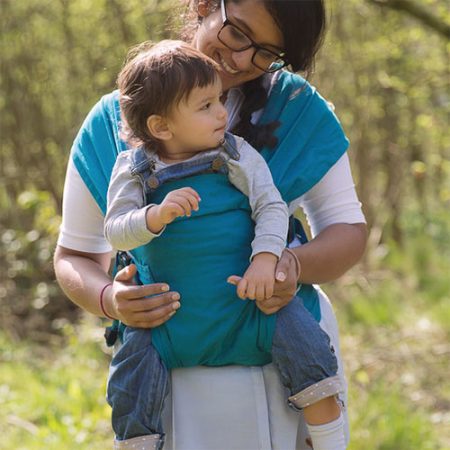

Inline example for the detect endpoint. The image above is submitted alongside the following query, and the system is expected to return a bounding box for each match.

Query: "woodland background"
[1,0,449,448]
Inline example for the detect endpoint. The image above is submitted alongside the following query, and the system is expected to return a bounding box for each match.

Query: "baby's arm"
[104,151,158,251]
[145,187,201,232]
[227,137,289,301]
[104,152,200,251]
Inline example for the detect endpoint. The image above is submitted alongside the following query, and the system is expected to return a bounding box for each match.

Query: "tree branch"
[368,0,450,39]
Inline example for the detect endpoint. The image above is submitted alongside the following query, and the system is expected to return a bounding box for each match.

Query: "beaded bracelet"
[99,282,114,320]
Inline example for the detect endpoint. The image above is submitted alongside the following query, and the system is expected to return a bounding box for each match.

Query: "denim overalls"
[106,133,341,445]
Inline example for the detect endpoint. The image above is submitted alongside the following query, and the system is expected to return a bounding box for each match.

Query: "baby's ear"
[147,115,172,141]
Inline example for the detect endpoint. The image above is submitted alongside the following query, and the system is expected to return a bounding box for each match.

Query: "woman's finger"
[123,292,181,314]
[256,296,285,315]
[119,294,181,327]
[134,310,176,329]
[116,282,172,301]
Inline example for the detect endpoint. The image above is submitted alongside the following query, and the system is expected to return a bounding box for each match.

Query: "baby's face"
[166,77,228,152]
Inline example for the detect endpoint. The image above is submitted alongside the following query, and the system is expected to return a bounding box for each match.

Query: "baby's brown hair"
[118,40,220,150]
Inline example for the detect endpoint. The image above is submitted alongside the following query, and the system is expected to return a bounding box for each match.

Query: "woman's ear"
[197,0,213,18]
[146,115,173,141]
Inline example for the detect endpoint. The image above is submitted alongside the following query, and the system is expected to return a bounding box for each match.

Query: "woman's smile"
[217,52,239,75]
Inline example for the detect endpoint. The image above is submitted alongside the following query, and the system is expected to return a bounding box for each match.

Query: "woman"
[54,0,367,449]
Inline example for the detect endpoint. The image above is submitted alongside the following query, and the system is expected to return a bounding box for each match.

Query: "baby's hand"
[234,253,278,301]
[146,187,201,233]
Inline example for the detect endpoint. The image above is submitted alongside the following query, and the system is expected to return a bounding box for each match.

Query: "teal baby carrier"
[72,71,349,369]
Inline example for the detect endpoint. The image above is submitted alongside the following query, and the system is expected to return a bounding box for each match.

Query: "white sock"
[306,413,346,450]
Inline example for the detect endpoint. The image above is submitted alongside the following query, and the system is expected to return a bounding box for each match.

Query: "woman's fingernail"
[173,301,181,310]
[169,311,176,317]
[171,293,180,300]
[276,272,286,281]
[161,285,169,292]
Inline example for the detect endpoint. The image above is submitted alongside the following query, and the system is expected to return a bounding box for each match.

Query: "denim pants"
[107,326,169,442]
[272,296,340,409]
[107,295,339,443]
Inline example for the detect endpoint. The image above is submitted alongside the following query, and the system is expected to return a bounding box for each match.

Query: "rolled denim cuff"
[114,434,164,450]
[288,375,343,410]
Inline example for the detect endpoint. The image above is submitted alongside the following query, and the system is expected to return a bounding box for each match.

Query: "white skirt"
[161,287,349,450]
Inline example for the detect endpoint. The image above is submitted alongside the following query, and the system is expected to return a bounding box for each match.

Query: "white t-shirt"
[57,87,364,449]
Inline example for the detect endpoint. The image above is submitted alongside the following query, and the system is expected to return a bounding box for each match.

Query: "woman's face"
[192,0,284,92]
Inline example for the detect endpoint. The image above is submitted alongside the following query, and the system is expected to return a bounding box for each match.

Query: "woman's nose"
[231,47,254,70]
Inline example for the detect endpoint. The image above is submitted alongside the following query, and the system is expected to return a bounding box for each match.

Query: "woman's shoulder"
[267,71,346,136]
[84,90,120,126]
[272,71,330,108]
[73,89,127,155]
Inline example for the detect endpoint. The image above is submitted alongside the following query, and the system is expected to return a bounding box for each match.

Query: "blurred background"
[1,0,449,448]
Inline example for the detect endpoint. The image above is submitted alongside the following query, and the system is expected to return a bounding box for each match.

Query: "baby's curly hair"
[118,40,220,151]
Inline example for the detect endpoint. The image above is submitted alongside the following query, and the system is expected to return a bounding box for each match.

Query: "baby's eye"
[200,102,211,111]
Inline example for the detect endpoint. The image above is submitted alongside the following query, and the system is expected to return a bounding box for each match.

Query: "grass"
[1,233,449,449]
[0,319,112,450]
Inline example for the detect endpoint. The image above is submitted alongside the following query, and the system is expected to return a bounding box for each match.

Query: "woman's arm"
[291,222,366,284]
[291,152,367,283]
[55,160,181,327]
[54,246,181,327]
[255,153,367,313]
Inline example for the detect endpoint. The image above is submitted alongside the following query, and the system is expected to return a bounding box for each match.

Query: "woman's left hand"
[228,248,300,315]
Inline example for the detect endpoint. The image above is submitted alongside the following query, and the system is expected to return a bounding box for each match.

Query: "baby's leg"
[107,327,169,449]
[272,296,346,449]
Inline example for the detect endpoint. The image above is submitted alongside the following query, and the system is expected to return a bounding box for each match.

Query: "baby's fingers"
[264,282,274,300]
[165,202,186,219]
[183,191,201,213]
[255,283,266,302]
[178,188,201,214]
[180,187,201,202]
[227,275,242,286]
[236,278,248,300]
[171,193,194,216]
[245,281,257,300]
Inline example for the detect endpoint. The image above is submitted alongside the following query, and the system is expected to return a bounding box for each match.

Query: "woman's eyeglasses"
[217,0,288,73]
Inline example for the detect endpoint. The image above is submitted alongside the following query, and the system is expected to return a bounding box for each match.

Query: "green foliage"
[0,0,178,336]
[0,321,112,449]
[1,0,449,448]
[349,382,439,450]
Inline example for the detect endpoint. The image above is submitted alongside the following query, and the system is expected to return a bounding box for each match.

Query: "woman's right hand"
[106,264,181,328]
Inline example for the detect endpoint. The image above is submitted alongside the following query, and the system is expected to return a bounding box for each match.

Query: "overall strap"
[144,152,229,195]
[129,147,156,189]
[222,132,241,161]
[128,135,242,198]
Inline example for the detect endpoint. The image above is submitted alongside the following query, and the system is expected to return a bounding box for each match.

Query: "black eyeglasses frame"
[217,0,288,73]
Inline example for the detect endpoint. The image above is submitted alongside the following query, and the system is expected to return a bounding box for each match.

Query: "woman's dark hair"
[118,40,219,151]
[182,0,326,150]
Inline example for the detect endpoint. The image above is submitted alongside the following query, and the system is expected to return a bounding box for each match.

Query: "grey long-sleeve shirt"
[104,134,288,260]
